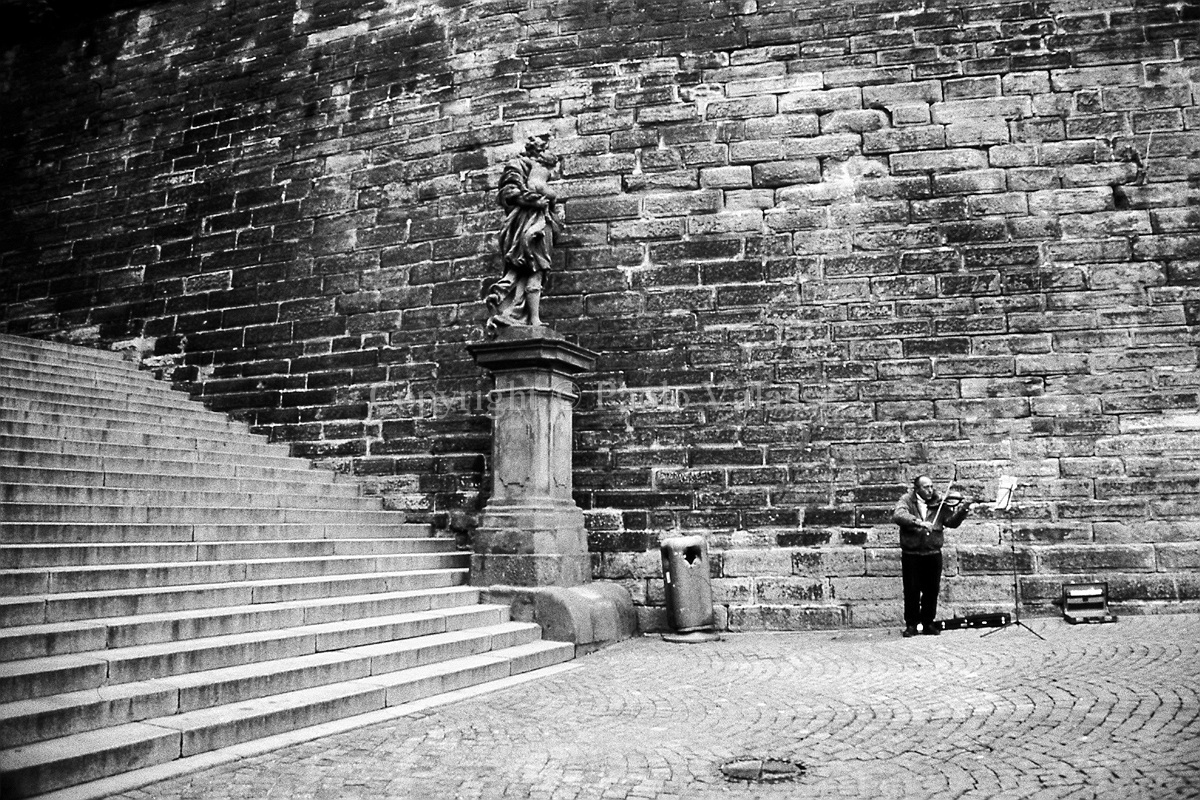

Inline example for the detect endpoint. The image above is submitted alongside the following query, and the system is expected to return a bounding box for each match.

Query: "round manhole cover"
[720,757,806,783]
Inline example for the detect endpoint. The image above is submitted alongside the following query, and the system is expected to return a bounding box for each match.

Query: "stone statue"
[485,134,563,337]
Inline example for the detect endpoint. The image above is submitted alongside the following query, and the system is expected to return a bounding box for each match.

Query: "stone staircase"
[0,333,573,798]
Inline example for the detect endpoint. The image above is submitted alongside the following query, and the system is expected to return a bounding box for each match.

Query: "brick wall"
[2,0,1198,629]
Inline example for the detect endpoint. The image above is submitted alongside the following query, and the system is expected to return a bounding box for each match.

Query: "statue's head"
[523,134,558,168]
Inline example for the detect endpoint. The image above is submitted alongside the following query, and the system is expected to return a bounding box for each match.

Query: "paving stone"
[103,614,1200,800]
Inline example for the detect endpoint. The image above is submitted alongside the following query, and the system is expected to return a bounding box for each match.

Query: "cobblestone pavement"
[114,615,1200,800]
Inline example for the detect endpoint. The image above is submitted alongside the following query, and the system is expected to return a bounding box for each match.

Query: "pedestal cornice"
[467,327,598,374]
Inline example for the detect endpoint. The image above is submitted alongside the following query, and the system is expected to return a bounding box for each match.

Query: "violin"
[937,492,976,511]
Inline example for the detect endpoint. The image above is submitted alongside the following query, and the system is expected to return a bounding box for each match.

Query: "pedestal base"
[472,502,591,587]
[482,583,637,654]
[468,328,636,647]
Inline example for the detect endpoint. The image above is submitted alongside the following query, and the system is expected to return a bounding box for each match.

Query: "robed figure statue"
[485,134,563,337]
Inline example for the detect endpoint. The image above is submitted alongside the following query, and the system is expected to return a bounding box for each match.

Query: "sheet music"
[994,475,1019,511]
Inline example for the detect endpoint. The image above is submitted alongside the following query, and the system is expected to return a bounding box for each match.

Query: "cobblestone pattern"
[1,0,1199,627]
[113,614,1200,799]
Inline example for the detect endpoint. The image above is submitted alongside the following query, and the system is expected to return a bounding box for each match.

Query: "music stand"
[981,479,1045,640]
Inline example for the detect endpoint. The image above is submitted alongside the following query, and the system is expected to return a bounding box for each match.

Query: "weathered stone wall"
[2,0,1198,629]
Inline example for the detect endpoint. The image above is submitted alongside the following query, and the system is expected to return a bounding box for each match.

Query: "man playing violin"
[892,475,974,638]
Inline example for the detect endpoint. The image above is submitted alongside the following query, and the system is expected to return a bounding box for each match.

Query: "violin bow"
[933,476,954,527]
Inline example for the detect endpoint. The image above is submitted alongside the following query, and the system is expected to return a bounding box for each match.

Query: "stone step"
[0,436,303,470]
[0,332,129,353]
[0,638,570,799]
[0,337,140,371]
[3,551,470,596]
[1,410,246,440]
[0,334,573,800]
[0,450,351,485]
[0,392,245,426]
[0,410,244,442]
[0,502,403,524]
[3,602,509,698]
[0,537,457,568]
[0,464,363,497]
[0,351,150,378]
[0,491,383,518]
[0,364,178,396]
[0,380,222,417]
[1,480,373,509]
[0,585,481,666]
[0,426,289,459]
[0,602,521,748]
[0,406,250,438]
[0,606,523,705]
[1,567,469,627]
[0,363,173,387]
[0,521,432,544]
[0,604,516,704]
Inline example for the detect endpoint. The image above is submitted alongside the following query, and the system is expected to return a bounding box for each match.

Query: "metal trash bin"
[660,535,715,633]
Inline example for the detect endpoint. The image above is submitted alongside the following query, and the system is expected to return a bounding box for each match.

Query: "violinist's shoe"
[902,626,918,638]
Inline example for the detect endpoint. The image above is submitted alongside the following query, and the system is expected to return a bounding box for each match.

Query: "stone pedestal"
[467,327,597,588]
[468,327,636,649]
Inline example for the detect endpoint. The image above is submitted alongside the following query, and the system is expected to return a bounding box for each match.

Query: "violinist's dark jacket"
[892,489,971,555]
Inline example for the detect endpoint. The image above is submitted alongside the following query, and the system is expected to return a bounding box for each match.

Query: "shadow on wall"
[0,0,158,47]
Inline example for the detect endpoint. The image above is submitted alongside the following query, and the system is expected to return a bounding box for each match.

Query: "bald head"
[914,475,935,501]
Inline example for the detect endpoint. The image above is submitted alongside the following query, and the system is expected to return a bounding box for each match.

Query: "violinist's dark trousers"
[901,552,943,628]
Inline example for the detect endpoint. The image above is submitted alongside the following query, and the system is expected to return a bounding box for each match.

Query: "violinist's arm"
[942,499,974,529]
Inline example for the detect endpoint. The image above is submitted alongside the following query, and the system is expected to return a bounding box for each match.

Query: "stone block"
[754,577,826,603]
[943,576,1018,604]
[865,547,902,576]
[957,545,1036,574]
[863,126,947,154]
[636,605,670,633]
[791,547,865,577]
[820,109,888,133]
[892,104,930,124]
[1107,574,1189,602]
[891,148,988,174]
[642,191,722,216]
[779,88,863,113]
[1094,521,1200,544]
[699,166,753,188]
[1036,545,1157,574]
[1156,543,1200,570]
[846,602,902,627]
[482,583,636,651]
[930,96,1032,123]
[783,133,861,159]
[592,550,662,580]
[830,576,900,601]
[707,96,777,119]
[471,553,591,588]
[721,548,794,577]
[862,81,942,106]
[712,577,755,604]
[752,160,820,186]
[689,210,763,235]
[727,604,847,631]
[945,76,1001,99]
[1051,64,1144,91]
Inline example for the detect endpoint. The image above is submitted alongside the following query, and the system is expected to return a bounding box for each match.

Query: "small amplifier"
[1062,582,1117,624]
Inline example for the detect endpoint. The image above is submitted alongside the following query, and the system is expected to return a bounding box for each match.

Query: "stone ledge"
[482,583,637,654]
